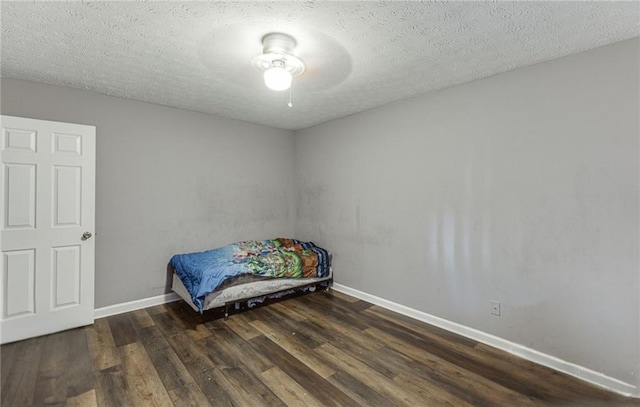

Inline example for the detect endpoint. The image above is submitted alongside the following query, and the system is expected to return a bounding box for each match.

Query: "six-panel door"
[1,115,95,344]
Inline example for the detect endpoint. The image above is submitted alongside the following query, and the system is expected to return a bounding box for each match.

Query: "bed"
[170,238,332,318]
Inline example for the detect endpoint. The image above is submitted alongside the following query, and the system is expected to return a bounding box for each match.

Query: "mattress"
[171,269,333,312]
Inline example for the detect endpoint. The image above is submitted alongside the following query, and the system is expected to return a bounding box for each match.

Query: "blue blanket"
[171,238,330,312]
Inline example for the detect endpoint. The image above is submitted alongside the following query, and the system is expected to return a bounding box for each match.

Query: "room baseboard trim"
[332,283,638,398]
[94,292,181,319]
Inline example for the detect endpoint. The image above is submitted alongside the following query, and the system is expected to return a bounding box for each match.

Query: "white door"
[1,115,95,344]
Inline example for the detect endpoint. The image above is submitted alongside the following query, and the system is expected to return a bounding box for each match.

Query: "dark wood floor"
[2,290,638,407]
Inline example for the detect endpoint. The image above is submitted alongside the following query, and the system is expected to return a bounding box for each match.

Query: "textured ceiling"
[1,1,638,131]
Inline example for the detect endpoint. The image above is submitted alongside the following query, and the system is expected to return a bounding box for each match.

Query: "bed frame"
[171,270,333,319]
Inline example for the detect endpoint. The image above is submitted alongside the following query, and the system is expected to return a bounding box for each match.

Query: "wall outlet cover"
[491,301,501,316]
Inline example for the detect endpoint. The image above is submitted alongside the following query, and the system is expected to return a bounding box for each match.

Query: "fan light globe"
[252,33,304,95]
[264,66,292,91]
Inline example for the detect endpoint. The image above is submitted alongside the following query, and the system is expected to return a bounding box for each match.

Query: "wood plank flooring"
[2,290,639,406]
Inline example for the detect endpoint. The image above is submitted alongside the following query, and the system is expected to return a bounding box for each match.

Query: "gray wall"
[295,38,639,389]
[1,78,295,308]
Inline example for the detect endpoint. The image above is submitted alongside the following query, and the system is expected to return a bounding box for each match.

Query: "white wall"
[1,78,295,308]
[295,38,639,392]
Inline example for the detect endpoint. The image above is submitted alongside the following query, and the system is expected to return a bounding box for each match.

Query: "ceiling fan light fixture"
[264,64,292,91]
[252,33,305,92]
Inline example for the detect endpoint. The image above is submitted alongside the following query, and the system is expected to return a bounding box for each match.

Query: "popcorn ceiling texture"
[1,1,638,130]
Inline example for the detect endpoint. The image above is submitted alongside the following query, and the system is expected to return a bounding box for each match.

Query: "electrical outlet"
[491,301,501,316]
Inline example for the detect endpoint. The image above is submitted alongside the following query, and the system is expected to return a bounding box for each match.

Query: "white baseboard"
[94,292,181,319]
[332,283,639,398]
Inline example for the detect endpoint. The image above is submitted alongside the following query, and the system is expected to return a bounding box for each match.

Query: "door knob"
[82,231,93,239]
